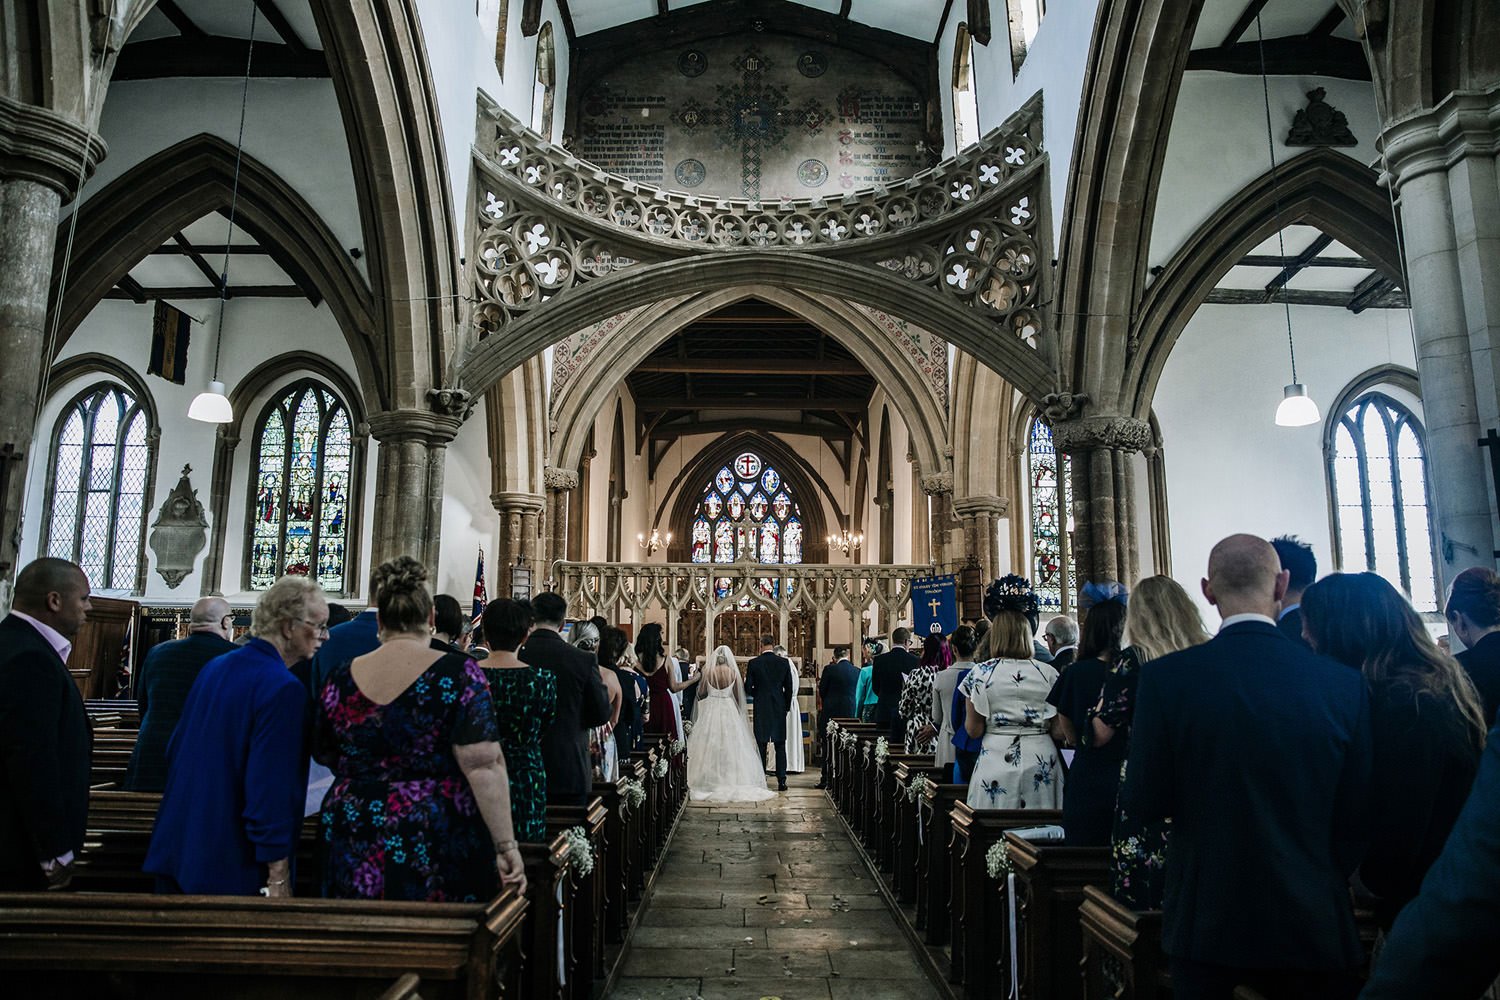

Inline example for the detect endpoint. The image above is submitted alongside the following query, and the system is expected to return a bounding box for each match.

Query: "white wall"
[1154,302,1419,615]
[437,396,500,600]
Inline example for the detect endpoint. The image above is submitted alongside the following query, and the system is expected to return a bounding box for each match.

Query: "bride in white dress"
[687,646,776,803]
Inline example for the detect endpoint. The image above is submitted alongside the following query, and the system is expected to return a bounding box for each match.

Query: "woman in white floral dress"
[961,584,1063,811]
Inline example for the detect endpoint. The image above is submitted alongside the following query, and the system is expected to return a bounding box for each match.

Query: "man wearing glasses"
[125,597,237,791]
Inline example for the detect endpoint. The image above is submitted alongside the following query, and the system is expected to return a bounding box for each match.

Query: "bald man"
[125,597,236,792]
[0,558,94,890]
[1117,534,1373,1000]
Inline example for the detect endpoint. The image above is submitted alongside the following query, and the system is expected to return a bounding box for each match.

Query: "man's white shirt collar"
[1219,612,1277,632]
[10,610,73,662]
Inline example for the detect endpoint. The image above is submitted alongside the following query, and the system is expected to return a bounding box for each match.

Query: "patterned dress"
[316,652,501,902]
[483,665,557,843]
[959,657,1063,810]
[1096,646,1171,910]
[899,665,939,754]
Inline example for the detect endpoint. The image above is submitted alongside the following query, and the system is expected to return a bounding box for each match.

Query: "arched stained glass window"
[1331,393,1437,611]
[688,450,803,606]
[1027,416,1074,614]
[45,384,153,591]
[248,381,353,592]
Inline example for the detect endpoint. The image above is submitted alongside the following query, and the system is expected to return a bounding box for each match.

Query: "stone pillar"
[920,471,955,573]
[1054,416,1151,592]
[491,490,545,595]
[366,408,463,579]
[0,97,107,583]
[1382,86,1500,588]
[952,494,1008,583]
[543,465,579,584]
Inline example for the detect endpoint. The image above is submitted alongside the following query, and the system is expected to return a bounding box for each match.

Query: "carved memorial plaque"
[148,465,208,589]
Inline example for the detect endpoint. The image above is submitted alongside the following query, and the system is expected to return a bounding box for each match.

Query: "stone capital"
[0,96,107,198]
[1380,84,1500,188]
[952,494,1009,518]
[919,471,954,496]
[1052,415,1153,454]
[491,490,546,515]
[427,386,477,420]
[1040,390,1089,423]
[365,408,462,445]
[544,465,580,491]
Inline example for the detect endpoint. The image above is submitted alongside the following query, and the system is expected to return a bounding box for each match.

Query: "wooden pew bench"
[546,798,609,1000]
[892,760,948,905]
[874,751,933,872]
[1006,832,1111,1000]
[1078,885,1166,1000]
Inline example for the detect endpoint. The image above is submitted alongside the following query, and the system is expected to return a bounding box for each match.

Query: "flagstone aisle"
[608,772,940,1000]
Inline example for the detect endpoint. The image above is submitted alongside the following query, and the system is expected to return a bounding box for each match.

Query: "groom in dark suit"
[745,635,795,791]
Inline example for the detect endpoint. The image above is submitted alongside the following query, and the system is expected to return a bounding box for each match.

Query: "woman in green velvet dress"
[481,599,557,842]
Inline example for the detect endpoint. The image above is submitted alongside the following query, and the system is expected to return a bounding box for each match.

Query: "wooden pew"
[948,804,1062,996]
[519,831,574,1000]
[834,722,880,819]
[85,697,141,730]
[1078,885,1167,1000]
[875,751,933,872]
[594,771,639,945]
[0,889,527,999]
[88,732,139,788]
[379,973,428,999]
[892,759,947,905]
[1006,832,1111,1000]
[546,798,609,999]
[916,780,968,941]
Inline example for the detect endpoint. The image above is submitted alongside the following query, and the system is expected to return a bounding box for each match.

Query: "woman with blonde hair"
[1092,574,1210,909]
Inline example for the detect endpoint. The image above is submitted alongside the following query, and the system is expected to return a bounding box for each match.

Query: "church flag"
[148,302,192,384]
[911,575,959,636]
[471,548,488,629]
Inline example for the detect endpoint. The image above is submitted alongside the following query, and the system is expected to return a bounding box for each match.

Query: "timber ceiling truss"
[463,91,1051,389]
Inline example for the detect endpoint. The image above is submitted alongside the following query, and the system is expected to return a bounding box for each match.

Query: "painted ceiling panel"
[571,0,946,41]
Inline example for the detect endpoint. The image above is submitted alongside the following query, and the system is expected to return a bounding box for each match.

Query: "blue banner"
[911,575,959,636]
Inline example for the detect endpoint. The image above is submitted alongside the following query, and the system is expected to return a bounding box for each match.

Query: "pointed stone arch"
[1126,149,1401,418]
[45,132,382,408]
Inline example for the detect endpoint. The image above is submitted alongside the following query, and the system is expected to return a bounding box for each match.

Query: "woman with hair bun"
[316,556,526,901]
[1447,566,1500,727]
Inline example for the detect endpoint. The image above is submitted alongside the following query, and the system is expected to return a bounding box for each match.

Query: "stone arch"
[545,286,952,483]
[457,253,1058,412]
[1126,149,1401,419]
[46,133,383,409]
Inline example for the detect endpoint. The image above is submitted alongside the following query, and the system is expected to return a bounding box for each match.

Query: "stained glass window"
[46,384,152,591]
[1332,393,1437,611]
[249,381,354,592]
[1027,416,1074,614]
[689,452,804,580]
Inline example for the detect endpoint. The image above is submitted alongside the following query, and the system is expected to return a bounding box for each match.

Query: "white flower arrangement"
[618,777,645,814]
[653,756,669,778]
[905,773,931,802]
[874,737,889,764]
[683,720,693,736]
[985,840,1013,880]
[564,825,595,876]
[670,737,686,756]
[839,729,856,749]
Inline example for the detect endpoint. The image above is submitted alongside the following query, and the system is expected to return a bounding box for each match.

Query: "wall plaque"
[148,465,209,589]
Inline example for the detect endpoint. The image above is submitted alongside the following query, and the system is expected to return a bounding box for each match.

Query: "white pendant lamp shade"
[1274,383,1320,427]
[188,380,234,423]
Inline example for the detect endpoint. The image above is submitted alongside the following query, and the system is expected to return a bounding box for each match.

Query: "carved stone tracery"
[1051,416,1153,454]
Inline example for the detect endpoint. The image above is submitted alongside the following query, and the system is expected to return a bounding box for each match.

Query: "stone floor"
[607,769,940,1000]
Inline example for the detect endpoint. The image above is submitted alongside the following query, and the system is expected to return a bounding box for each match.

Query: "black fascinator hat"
[984,574,1040,629]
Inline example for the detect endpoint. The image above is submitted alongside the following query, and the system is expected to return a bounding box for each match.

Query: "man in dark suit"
[745,635,795,791]
[1445,566,1500,726]
[521,592,612,806]
[125,597,236,791]
[1119,534,1372,999]
[676,646,698,719]
[1271,534,1316,648]
[1042,615,1079,671]
[816,647,859,789]
[871,626,918,741]
[0,558,94,891]
[310,595,378,695]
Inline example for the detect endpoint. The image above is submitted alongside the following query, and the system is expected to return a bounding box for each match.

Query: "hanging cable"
[210,2,260,385]
[1254,14,1300,385]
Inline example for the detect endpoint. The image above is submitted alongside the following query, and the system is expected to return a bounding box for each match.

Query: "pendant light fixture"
[190,5,258,423]
[1254,15,1320,428]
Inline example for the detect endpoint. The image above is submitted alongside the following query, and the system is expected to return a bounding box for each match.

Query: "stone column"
[920,471,955,573]
[952,494,1008,583]
[366,408,463,579]
[491,490,545,595]
[1382,87,1500,588]
[1054,416,1151,592]
[543,465,579,584]
[0,97,107,583]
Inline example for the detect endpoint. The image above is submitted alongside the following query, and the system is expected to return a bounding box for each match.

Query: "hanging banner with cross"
[910,575,959,636]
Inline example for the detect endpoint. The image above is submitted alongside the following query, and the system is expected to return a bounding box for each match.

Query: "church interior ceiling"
[114,0,328,80]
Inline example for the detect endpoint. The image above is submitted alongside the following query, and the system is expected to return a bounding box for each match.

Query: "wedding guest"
[1303,572,1485,930]
[146,575,321,896]
[432,594,466,651]
[0,558,93,891]
[1119,535,1372,999]
[676,645,699,719]
[639,623,695,741]
[603,627,642,761]
[1043,615,1080,671]
[816,646,859,789]
[1094,575,1209,908]
[773,645,806,774]
[899,634,952,754]
[1445,566,1500,725]
[940,625,983,782]
[521,593,611,807]
[854,641,881,721]
[574,622,621,781]
[872,627,918,741]
[1046,583,1127,846]
[126,597,235,792]
[961,578,1063,810]
[1271,534,1316,648]
[310,577,381,696]
[482,598,557,843]
[317,557,525,900]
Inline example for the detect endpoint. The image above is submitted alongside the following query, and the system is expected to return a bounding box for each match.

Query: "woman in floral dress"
[960,580,1063,811]
[899,634,953,754]
[481,598,557,843]
[1091,575,1209,910]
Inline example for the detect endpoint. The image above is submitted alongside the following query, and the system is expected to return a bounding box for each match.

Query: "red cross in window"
[735,454,758,478]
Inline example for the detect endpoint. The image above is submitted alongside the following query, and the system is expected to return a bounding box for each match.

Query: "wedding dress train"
[687,646,776,803]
